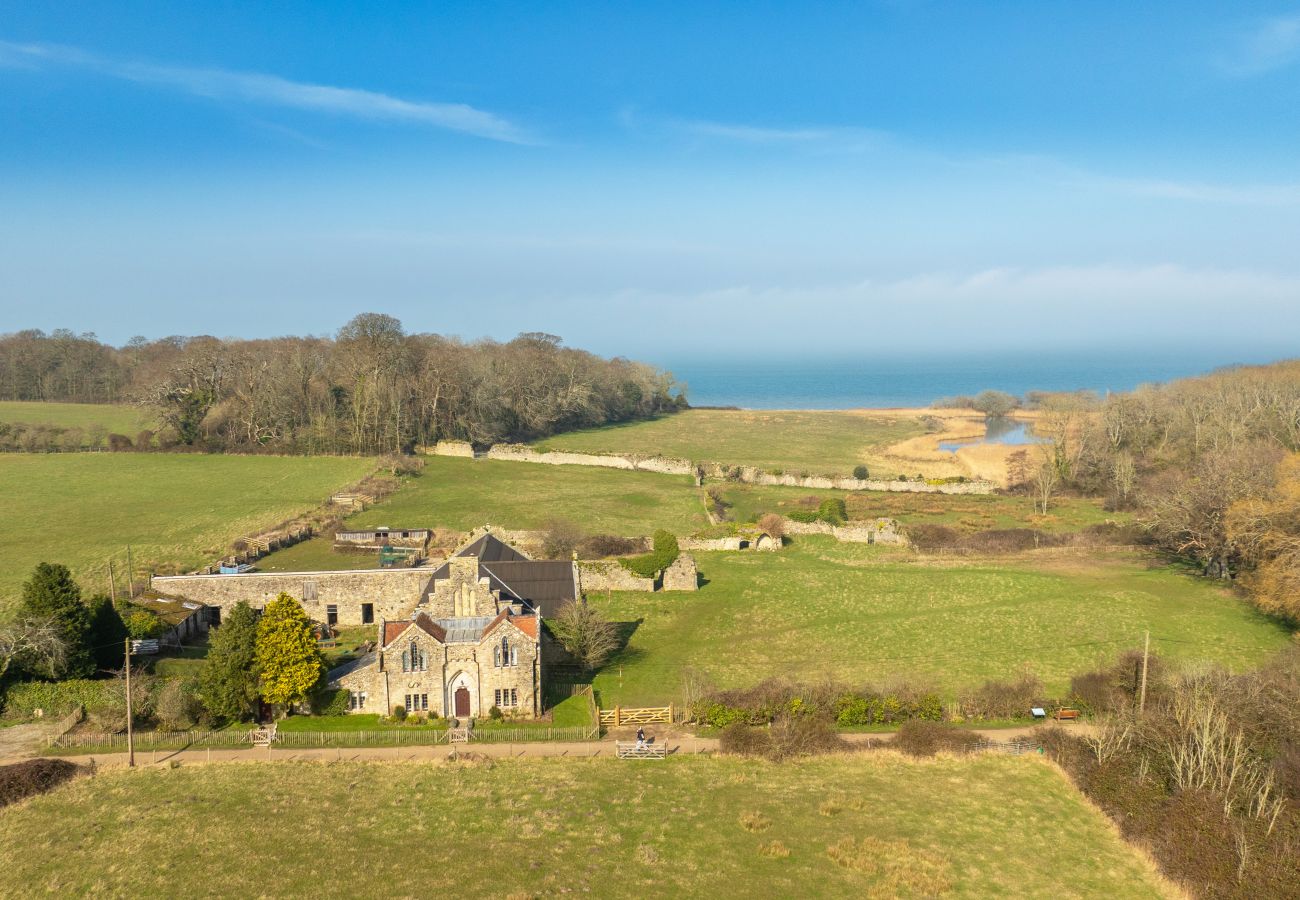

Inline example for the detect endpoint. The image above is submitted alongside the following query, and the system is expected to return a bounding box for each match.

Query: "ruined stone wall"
[575,560,656,593]
[150,569,432,625]
[661,553,698,591]
[781,517,908,545]
[424,440,475,457]
[485,444,695,476]
[700,463,994,494]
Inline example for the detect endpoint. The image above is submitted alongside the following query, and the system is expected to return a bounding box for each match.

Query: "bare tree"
[0,618,67,683]
[548,601,619,671]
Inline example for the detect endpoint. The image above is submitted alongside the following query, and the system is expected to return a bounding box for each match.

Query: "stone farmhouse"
[152,531,579,719]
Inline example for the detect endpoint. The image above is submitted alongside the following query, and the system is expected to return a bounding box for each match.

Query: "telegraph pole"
[124,638,135,768]
[108,559,117,604]
[1138,630,1150,715]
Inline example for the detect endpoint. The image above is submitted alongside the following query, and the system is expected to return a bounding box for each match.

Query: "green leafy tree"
[254,594,323,709]
[85,594,127,672]
[123,610,164,640]
[200,601,260,721]
[18,563,92,679]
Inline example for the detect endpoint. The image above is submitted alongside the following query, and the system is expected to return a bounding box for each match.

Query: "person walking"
[636,726,646,750]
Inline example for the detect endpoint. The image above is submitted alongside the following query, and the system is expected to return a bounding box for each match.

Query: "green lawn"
[255,536,381,572]
[534,408,928,476]
[0,755,1169,898]
[348,455,707,536]
[590,538,1292,707]
[717,482,1124,533]
[0,454,375,612]
[0,400,155,437]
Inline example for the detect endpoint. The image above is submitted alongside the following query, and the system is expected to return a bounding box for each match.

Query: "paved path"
[4,723,1094,770]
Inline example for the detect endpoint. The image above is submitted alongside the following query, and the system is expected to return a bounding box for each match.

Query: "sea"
[652,347,1297,410]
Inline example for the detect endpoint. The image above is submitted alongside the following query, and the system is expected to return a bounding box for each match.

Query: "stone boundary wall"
[424,440,475,458]
[425,441,994,495]
[485,444,696,476]
[576,561,656,593]
[661,553,698,591]
[782,517,909,546]
[151,568,432,626]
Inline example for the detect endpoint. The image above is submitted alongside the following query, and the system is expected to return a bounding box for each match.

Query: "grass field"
[349,455,707,536]
[590,538,1292,707]
[0,454,374,610]
[534,408,928,477]
[0,400,154,435]
[717,482,1124,533]
[0,755,1169,898]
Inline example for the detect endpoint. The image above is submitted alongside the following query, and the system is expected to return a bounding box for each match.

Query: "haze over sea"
[657,346,1298,410]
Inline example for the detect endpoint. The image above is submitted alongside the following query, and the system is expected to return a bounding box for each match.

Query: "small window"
[493,647,502,668]
[494,689,502,707]
[349,691,367,710]
[510,688,517,707]
[361,603,374,624]
[421,694,429,711]
[326,604,338,626]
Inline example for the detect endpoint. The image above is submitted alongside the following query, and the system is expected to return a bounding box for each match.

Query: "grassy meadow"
[0,400,154,434]
[0,454,374,610]
[0,755,1169,898]
[590,538,1291,707]
[351,455,708,536]
[534,408,928,477]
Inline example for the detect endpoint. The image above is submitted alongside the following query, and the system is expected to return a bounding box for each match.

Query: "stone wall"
[661,553,698,591]
[700,462,993,495]
[425,440,475,457]
[150,569,432,626]
[575,560,656,593]
[781,516,908,545]
[485,444,695,476]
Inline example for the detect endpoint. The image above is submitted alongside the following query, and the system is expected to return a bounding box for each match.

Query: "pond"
[939,417,1041,452]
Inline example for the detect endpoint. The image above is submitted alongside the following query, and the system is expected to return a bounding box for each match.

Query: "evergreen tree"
[254,594,323,709]
[18,563,92,678]
[85,594,127,672]
[200,601,260,721]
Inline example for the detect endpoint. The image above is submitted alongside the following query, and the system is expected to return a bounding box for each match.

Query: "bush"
[392,705,407,721]
[578,534,642,558]
[620,529,680,578]
[905,523,960,551]
[757,513,785,541]
[1,679,117,719]
[960,672,1043,719]
[310,687,351,717]
[154,678,200,732]
[786,510,821,524]
[721,715,845,760]
[817,498,848,525]
[894,721,982,757]
[124,610,165,640]
[852,464,869,480]
[488,705,503,720]
[0,759,81,809]
[541,518,584,560]
[107,433,134,451]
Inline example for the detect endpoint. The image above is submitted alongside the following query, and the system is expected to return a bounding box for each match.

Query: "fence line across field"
[50,724,600,751]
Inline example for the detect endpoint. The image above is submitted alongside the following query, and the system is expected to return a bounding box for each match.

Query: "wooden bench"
[1053,708,1080,722]
[616,741,666,760]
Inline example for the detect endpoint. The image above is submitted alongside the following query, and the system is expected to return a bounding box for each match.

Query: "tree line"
[1003,359,1300,622]
[0,315,685,453]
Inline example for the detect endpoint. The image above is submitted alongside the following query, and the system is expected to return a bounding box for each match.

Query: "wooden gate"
[598,705,673,726]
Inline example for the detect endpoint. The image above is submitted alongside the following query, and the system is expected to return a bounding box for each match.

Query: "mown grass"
[718,482,1124,533]
[0,754,1168,898]
[590,538,1292,707]
[0,454,375,611]
[350,455,708,536]
[0,400,154,435]
[534,408,927,477]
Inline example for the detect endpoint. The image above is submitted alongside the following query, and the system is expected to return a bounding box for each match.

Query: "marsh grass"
[0,754,1171,898]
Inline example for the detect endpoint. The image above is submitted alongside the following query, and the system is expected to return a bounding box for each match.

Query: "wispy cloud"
[0,39,530,143]
[678,118,887,153]
[1218,15,1300,76]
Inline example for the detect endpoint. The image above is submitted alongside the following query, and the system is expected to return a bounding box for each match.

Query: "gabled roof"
[482,611,539,640]
[382,613,446,647]
[457,532,530,562]
[328,651,377,683]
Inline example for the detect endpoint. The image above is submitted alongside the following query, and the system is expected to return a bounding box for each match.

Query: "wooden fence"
[50,724,600,751]
[598,705,674,726]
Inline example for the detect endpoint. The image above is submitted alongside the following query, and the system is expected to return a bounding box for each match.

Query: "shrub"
[0,759,81,809]
[154,678,199,732]
[786,510,821,524]
[1,679,117,719]
[960,672,1043,719]
[124,610,165,640]
[107,433,134,451]
[392,705,407,721]
[719,723,771,756]
[488,705,503,721]
[817,498,847,525]
[578,534,642,558]
[620,529,680,578]
[905,523,960,551]
[310,687,351,717]
[541,518,584,560]
[756,513,785,541]
[851,464,869,480]
[894,721,981,757]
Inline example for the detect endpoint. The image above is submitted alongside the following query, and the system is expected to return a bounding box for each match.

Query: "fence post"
[615,706,622,727]
[668,703,674,723]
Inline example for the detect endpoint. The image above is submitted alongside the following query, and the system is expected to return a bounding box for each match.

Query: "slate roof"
[328,651,376,682]
[433,616,496,643]
[426,533,577,614]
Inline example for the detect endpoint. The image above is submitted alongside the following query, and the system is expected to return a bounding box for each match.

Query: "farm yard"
[533,408,931,478]
[0,454,375,609]
[0,754,1170,899]
[589,538,1291,707]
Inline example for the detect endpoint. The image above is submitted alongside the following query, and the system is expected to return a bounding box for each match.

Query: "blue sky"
[2,1,1299,361]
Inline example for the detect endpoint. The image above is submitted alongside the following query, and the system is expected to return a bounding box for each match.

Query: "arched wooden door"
[454,686,471,717]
